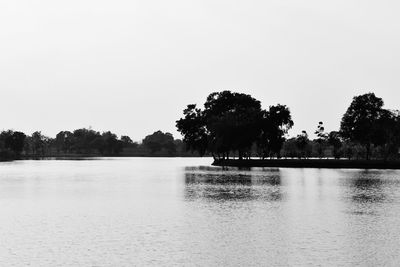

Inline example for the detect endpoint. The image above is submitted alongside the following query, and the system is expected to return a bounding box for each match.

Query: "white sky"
[1,0,400,141]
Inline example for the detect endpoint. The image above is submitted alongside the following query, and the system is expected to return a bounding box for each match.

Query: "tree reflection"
[349,171,386,203]
[184,167,283,202]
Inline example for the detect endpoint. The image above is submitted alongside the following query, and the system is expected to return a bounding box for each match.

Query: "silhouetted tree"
[10,131,26,156]
[121,135,133,145]
[340,93,386,160]
[177,91,270,159]
[374,110,400,160]
[143,131,176,155]
[295,131,310,158]
[281,137,298,158]
[314,122,328,158]
[328,131,342,159]
[0,130,26,158]
[176,104,208,156]
[204,91,263,159]
[258,104,294,158]
[101,131,123,155]
[55,131,73,153]
[0,131,26,156]
[71,128,102,154]
[29,131,50,155]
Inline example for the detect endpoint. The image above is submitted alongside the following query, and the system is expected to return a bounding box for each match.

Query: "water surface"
[1,158,400,266]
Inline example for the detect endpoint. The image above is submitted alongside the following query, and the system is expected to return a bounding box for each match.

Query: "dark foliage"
[177,91,293,159]
[340,93,400,160]
[327,131,342,159]
[295,131,310,158]
[0,127,193,160]
[258,104,294,158]
[0,130,26,158]
[142,131,176,155]
[176,104,208,156]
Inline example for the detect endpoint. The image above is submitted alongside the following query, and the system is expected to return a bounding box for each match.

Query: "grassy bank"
[212,159,400,169]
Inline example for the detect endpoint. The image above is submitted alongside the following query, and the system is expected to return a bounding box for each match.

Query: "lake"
[1,158,400,266]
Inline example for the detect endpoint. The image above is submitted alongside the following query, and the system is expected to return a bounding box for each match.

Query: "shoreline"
[212,159,400,170]
[6,155,209,161]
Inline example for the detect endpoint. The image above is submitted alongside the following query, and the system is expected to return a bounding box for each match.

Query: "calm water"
[1,158,400,266]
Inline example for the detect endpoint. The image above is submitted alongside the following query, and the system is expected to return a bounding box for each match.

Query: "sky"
[1,0,400,141]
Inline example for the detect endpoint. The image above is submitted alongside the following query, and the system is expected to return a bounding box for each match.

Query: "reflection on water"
[339,170,398,218]
[351,173,386,203]
[1,159,400,266]
[184,166,282,201]
[182,166,400,266]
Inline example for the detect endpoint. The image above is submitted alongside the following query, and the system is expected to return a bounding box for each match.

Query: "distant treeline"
[0,129,196,161]
[176,91,400,161]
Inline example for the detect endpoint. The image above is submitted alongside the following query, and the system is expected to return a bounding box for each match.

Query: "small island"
[176,91,400,169]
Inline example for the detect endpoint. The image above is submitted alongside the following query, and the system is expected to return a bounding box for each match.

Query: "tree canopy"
[258,104,294,158]
[176,91,293,159]
[0,130,26,158]
[340,93,399,159]
[142,131,176,155]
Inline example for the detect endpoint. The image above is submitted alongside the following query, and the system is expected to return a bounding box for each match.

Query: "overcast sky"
[1,0,399,141]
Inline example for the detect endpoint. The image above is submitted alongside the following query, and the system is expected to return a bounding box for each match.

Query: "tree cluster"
[23,129,127,156]
[0,130,27,159]
[176,91,293,159]
[340,93,400,160]
[286,93,400,160]
[142,130,176,155]
[0,128,190,160]
[177,91,400,161]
